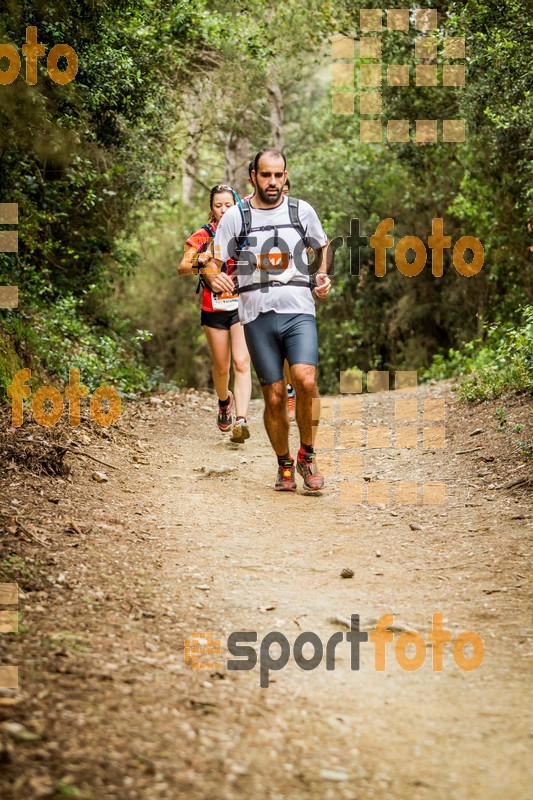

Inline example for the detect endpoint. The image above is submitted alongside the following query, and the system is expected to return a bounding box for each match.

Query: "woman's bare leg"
[229,323,251,419]
[203,325,231,400]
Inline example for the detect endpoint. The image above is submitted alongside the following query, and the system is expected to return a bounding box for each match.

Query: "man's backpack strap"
[241,201,252,237]
[287,196,312,248]
[235,196,311,262]
[236,277,315,294]
[234,200,252,260]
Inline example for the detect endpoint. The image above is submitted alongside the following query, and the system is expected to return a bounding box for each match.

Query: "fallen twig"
[497,477,527,490]
[67,518,83,535]
[62,446,123,472]
[413,561,473,571]
[292,614,308,630]
[413,547,496,572]
[195,465,237,478]
[16,520,51,549]
[328,615,352,628]
[456,447,483,455]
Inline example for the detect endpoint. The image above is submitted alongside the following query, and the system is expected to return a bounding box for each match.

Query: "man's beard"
[257,184,282,205]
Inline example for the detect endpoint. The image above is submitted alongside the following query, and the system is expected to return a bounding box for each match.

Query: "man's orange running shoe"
[275,459,297,492]
[297,452,324,491]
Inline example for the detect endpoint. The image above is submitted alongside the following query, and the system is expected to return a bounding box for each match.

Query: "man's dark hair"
[253,148,287,175]
[248,161,254,179]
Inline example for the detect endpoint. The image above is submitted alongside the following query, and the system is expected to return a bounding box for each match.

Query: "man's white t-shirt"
[214,197,328,325]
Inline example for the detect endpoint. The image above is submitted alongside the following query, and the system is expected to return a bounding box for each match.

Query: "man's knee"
[263,382,285,412]
[291,368,317,396]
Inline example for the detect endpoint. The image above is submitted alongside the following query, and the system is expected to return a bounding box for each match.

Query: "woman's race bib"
[212,290,239,311]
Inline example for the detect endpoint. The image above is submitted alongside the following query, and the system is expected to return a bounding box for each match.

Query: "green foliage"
[117,200,215,389]
[0,0,212,302]
[515,439,533,459]
[495,407,508,431]
[1,297,158,394]
[0,0,531,397]
[283,0,532,391]
[0,0,219,392]
[0,330,24,386]
[422,339,484,382]
[55,782,80,798]
[425,306,533,400]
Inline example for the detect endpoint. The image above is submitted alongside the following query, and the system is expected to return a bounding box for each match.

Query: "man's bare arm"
[313,243,332,298]
[314,241,334,275]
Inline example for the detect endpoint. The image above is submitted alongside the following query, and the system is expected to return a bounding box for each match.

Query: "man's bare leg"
[262,380,290,455]
[290,363,324,490]
[290,364,318,446]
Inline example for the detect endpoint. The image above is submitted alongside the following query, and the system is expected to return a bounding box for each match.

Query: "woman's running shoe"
[287,385,296,421]
[230,418,250,443]
[217,390,233,432]
[275,459,297,491]
[296,452,324,491]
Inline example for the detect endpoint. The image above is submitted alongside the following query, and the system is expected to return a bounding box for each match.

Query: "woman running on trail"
[178,184,251,443]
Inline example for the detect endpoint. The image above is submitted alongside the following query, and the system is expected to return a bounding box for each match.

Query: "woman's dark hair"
[208,184,237,221]
[253,148,287,175]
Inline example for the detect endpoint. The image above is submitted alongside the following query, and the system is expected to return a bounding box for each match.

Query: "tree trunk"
[267,80,284,150]
[181,115,201,205]
[224,130,249,196]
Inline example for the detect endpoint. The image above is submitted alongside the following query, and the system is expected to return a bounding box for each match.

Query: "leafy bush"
[1,295,159,395]
[424,306,533,400]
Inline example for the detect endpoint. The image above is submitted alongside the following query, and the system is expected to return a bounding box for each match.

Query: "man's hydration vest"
[233,197,315,294]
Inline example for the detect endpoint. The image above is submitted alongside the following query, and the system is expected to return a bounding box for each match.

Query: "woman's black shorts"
[201,309,240,330]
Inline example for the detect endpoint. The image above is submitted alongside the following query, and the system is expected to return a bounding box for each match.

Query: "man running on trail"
[246,170,295,420]
[208,147,332,492]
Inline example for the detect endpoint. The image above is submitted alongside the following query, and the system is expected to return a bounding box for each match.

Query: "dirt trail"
[0,382,531,799]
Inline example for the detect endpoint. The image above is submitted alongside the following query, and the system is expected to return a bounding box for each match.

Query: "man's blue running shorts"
[243,311,318,386]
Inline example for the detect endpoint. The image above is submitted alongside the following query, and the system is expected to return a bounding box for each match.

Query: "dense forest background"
[0,0,531,399]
